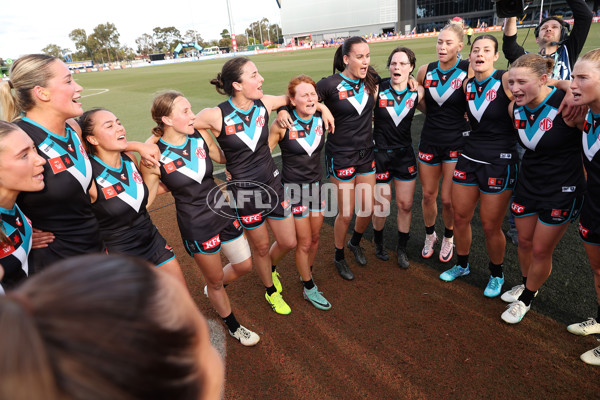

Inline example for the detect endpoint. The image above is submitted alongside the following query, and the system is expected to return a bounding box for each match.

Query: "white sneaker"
[229,325,260,346]
[501,301,530,324]
[438,236,454,263]
[567,318,600,336]
[580,345,600,366]
[421,231,438,258]
[501,284,538,303]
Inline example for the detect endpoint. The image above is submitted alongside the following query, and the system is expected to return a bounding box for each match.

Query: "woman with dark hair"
[78,108,186,286]
[416,22,472,264]
[146,91,259,345]
[371,46,424,268]
[0,54,159,271]
[0,121,45,292]
[269,75,330,310]
[193,57,333,314]
[314,36,379,280]
[500,53,584,324]
[566,48,600,365]
[439,35,517,299]
[0,254,225,400]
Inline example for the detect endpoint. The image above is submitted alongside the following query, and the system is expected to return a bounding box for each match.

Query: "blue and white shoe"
[303,285,331,310]
[484,274,505,298]
[439,264,470,282]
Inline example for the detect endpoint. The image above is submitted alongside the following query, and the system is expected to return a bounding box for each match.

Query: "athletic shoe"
[397,247,410,269]
[439,236,454,263]
[580,345,600,366]
[229,325,260,346]
[439,264,470,282]
[334,259,354,280]
[483,275,505,298]
[347,241,367,265]
[264,291,291,315]
[421,231,438,258]
[303,285,332,310]
[501,300,530,324]
[375,242,389,261]
[500,284,538,303]
[272,271,283,293]
[567,318,600,336]
[505,227,519,246]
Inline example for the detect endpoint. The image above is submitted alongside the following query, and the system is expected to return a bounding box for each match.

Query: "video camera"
[493,0,525,18]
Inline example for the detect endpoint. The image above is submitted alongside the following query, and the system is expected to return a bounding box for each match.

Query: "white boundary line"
[81,89,109,98]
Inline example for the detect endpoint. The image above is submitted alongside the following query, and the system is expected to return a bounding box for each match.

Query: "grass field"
[77,25,600,324]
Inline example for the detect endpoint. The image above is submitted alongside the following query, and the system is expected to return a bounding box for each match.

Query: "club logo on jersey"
[164,158,185,174]
[579,222,589,238]
[102,183,125,199]
[202,234,221,251]
[424,80,438,88]
[339,90,352,99]
[337,79,369,114]
[289,129,306,140]
[376,171,390,181]
[466,91,476,101]
[195,148,206,159]
[453,170,466,179]
[223,104,266,152]
[241,212,262,225]
[290,117,323,157]
[582,111,600,161]
[226,123,245,135]
[427,68,467,106]
[539,118,553,131]
[418,151,433,161]
[336,167,355,178]
[514,119,526,129]
[511,202,525,214]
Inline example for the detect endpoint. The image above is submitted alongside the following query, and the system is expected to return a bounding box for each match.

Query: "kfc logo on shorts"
[418,151,433,161]
[579,222,589,238]
[195,148,206,159]
[241,213,262,224]
[511,202,525,214]
[453,169,466,179]
[79,144,89,160]
[202,234,221,251]
[451,78,462,89]
[292,205,308,215]
[376,172,390,181]
[256,115,265,127]
[539,117,553,132]
[485,89,497,102]
[314,125,323,136]
[336,167,355,177]
[405,99,414,109]
[132,171,143,184]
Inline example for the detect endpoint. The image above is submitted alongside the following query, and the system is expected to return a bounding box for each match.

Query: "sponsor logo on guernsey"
[241,213,262,224]
[195,148,206,159]
[79,144,89,160]
[453,170,466,179]
[337,167,355,177]
[132,171,143,184]
[256,115,265,128]
[202,235,221,251]
[405,98,414,109]
[418,151,433,161]
[562,186,576,193]
[315,125,323,136]
[579,222,589,238]
[486,89,497,101]
[500,153,512,159]
[511,202,525,214]
[539,117,553,131]
[451,78,462,89]
[376,172,390,181]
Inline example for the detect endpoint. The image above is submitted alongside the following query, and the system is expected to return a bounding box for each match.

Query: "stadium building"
[279,0,574,43]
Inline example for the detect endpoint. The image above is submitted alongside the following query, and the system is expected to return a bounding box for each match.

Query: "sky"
[0,0,282,60]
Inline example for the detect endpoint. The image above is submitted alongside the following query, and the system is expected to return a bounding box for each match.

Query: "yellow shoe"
[265,291,291,315]
[272,271,283,293]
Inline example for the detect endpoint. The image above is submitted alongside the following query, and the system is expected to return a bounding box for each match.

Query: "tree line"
[41,19,282,64]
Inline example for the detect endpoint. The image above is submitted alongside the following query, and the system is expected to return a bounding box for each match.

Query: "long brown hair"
[332,36,378,96]
[210,57,251,97]
[78,108,108,155]
[150,90,184,137]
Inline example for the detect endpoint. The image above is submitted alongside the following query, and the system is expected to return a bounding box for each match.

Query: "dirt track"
[150,193,600,399]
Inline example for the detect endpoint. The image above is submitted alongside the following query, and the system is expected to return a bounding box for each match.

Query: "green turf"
[76,25,600,324]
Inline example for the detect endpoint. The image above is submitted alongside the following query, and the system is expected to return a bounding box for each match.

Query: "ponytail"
[0,80,19,122]
[511,53,555,78]
[333,36,378,96]
[210,57,251,97]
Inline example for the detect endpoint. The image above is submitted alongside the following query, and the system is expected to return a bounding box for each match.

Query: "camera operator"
[502,0,593,80]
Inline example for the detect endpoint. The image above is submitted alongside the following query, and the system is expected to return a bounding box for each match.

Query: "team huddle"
[0,6,599,389]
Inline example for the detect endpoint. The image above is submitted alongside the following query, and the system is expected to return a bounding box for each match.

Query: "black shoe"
[397,247,410,269]
[375,242,389,261]
[334,259,354,280]
[347,241,367,265]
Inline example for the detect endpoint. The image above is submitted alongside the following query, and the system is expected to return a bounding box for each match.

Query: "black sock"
[303,278,315,290]
[265,285,277,296]
[397,231,410,249]
[489,262,503,278]
[310,265,313,273]
[223,312,241,333]
[518,287,536,306]
[457,254,469,268]
[444,228,453,239]
[271,265,276,273]
[425,225,435,235]
[373,228,384,245]
[522,276,527,286]
[350,230,363,246]
[335,247,345,261]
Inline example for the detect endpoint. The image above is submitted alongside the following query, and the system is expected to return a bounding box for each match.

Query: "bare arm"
[198,129,226,164]
[194,107,223,136]
[268,120,286,152]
